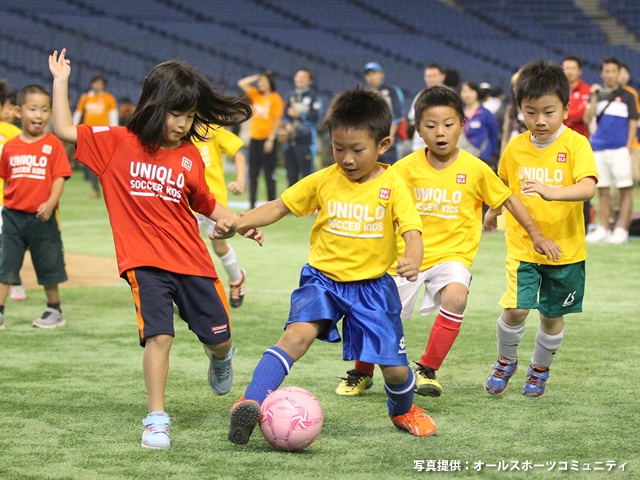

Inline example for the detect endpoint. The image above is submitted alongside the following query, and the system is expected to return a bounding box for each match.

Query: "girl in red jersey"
[49,49,262,449]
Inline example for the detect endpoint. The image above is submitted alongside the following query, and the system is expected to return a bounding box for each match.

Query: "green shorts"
[499,258,585,318]
[0,207,68,286]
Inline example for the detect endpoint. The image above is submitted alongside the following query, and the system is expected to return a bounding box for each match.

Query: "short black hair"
[515,60,570,108]
[413,86,464,125]
[90,74,106,86]
[562,54,582,69]
[444,68,460,89]
[600,56,621,71]
[425,63,443,72]
[261,71,277,93]
[127,60,252,152]
[16,84,51,106]
[296,68,313,81]
[0,79,11,105]
[324,86,391,144]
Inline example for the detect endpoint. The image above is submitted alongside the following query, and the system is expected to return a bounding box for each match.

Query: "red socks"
[420,308,463,370]
[354,360,375,377]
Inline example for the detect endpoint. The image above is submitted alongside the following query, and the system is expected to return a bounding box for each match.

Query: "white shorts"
[594,147,633,188]
[394,262,472,320]
[197,214,215,236]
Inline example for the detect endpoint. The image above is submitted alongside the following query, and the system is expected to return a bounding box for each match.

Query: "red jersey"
[0,133,72,213]
[564,79,591,138]
[75,125,218,278]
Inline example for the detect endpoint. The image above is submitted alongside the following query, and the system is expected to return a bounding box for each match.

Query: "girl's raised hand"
[49,49,71,80]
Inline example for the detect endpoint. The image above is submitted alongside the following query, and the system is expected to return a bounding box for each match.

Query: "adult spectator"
[363,62,404,164]
[619,63,640,188]
[408,64,446,152]
[562,55,593,232]
[458,81,499,169]
[237,72,284,210]
[282,68,323,186]
[73,74,118,198]
[118,97,136,126]
[562,55,591,138]
[585,56,638,244]
[500,71,527,155]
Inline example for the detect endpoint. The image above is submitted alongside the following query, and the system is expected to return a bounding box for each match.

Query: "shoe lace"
[146,423,169,434]
[214,362,232,379]
[414,362,436,380]
[524,368,547,385]
[492,362,513,379]
[229,274,245,300]
[340,369,366,387]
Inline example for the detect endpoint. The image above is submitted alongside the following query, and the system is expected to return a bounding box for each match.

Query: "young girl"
[49,49,262,449]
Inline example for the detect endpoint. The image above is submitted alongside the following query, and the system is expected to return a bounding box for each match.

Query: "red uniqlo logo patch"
[557,153,567,163]
[379,188,391,200]
[456,174,467,184]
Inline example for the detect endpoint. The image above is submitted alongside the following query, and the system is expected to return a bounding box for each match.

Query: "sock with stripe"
[384,369,415,417]
[244,346,294,404]
[420,308,463,370]
[354,360,375,377]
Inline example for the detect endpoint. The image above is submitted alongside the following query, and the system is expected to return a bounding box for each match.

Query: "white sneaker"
[32,308,65,329]
[0,312,4,331]
[586,225,610,243]
[606,227,629,244]
[10,284,27,301]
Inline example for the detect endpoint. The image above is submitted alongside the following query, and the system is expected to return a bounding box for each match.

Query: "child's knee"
[380,365,410,385]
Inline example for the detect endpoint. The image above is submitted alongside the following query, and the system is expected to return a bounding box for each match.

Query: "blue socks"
[244,346,294,404]
[384,369,415,417]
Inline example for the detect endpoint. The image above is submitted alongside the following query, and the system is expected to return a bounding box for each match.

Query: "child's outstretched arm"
[213,198,290,241]
[502,195,562,262]
[397,229,423,282]
[522,177,597,202]
[48,49,78,145]
[227,150,246,195]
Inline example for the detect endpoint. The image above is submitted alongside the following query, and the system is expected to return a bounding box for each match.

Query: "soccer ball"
[259,386,324,452]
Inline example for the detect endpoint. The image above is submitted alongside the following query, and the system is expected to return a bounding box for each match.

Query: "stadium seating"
[1,0,639,107]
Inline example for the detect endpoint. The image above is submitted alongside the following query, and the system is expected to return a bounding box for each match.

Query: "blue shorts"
[286,264,408,366]
[125,267,231,347]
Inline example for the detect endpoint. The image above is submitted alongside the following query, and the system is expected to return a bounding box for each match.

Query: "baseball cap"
[479,82,491,90]
[364,62,383,72]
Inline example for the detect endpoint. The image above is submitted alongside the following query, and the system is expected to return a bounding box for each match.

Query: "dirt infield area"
[21,252,122,290]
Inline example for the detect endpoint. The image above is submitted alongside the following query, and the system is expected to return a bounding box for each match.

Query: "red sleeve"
[49,136,73,180]
[75,124,123,176]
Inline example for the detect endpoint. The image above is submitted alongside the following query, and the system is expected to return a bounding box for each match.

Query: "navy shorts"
[286,264,409,367]
[125,267,231,347]
[0,207,67,286]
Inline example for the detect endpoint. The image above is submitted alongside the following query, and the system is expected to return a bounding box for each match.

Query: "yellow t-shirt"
[0,121,22,204]
[192,127,243,207]
[282,163,422,282]
[499,128,598,265]
[390,148,512,272]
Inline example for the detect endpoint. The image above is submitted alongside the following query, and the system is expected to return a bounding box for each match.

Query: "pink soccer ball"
[259,386,324,452]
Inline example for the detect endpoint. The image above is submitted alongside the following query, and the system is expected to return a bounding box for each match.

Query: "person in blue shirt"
[459,81,499,170]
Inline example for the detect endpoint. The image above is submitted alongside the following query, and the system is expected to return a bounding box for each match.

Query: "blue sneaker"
[205,346,235,395]
[485,358,518,395]
[141,411,170,449]
[522,365,549,398]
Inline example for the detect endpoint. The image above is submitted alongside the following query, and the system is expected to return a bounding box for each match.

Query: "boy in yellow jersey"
[484,61,598,398]
[336,86,561,397]
[217,87,437,443]
[192,127,248,307]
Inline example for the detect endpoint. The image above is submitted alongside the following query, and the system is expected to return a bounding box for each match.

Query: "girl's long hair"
[127,61,252,152]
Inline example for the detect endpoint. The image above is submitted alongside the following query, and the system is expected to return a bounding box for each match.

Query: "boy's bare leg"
[44,284,60,304]
[0,282,11,305]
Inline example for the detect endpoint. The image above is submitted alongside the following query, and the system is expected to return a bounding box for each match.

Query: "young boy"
[484,61,598,398]
[216,87,437,444]
[192,127,248,308]
[335,86,560,397]
[0,87,29,302]
[0,85,72,330]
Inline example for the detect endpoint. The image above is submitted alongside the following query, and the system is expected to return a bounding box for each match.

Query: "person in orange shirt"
[237,72,284,209]
[73,74,118,198]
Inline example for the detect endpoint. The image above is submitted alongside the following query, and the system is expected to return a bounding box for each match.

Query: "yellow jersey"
[192,127,243,207]
[390,148,512,272]
[499,128,598,265]
[282,163,422,282]
[0,121,22,204]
